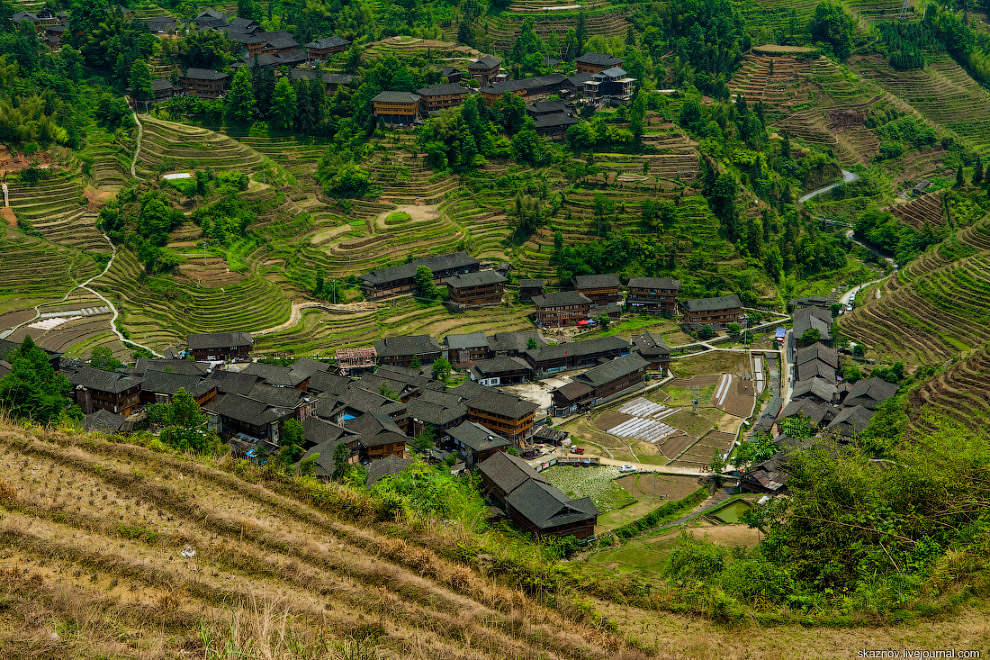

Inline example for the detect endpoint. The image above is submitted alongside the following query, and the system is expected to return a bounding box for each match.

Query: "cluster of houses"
[359,252,744,334]
[372,51,635,136]
[738,304,898,494]
[10,6,71,48]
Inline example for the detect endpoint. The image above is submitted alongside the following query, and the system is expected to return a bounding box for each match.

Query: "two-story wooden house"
[445,270,506,308]
[371,91,421,127]
[626,276,682,316]
[186,332,253,361]
[531,291,592,328]
[572,273,622,307]
[464,388,538,443]
[68,367,143,417]
[551,353,648,413]
[180,68,229,99]
[415,83,470,115]
[681,294,742,329]
[467,55,501,85]
[359,252,480,299]
[373,335,443,367]
[305,35,350,60]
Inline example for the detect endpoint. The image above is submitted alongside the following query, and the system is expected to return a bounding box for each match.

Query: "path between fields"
[130,110,144,180]
[252,300,379,336]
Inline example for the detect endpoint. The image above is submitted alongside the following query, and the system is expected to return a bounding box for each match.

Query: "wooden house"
[373,335,443,367]
[68,367,143,417]
[531,291,592,328]
[631,331,672,373]
[180,68,229,99]
[470,356,531,386]
[360,252,479,299]
[305,35,350,59]
[681,295,742,329]
[446,420,510,467]
[415,83,470,114]
[445,270,506,308]
[572,273,622,307]
[186,332,253,361]
[443,331,492,367]
[467,55,501,85]
[523,335,630,375]
[372,91,421,126]
[626,276,681,316]
[464,388,538,443]
[575,51,623,74]
[480,74,567,105]
[518,278,544,302]
[550,353,648,413]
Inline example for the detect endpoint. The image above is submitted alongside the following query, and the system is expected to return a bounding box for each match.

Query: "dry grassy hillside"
[0,423,645,660]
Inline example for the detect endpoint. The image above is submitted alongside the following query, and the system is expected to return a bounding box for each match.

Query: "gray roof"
[372,91,421,104]
[797,360,836,383]
[488,330,546,354]
[596,66,629,79]
[416,83,470,97]
[259,30,299,50]
[575,52,623,66]
[843,377,898,409]
[468,55,501,70]
[505,479,598,530]
[187,332,252,350]
[406,396,466,427]
[361,252,479,287]
[465,388,538,419]
[140,371,215,398]
[373,335,442,358]
[246,383,308,409]
[574,353,648,388]
[793,306,832,340]
[741,454,791,492]
[532,291,592,308]
[68,367,141,394]
[632,331,670,358]
[308,371,352,395]
[447,421,510,453]
[794,343,838,369]
[242,362,307,387]
[206,370,261,396]
[479,451,547,495]
[347,412,408,449]
[472,356,531,376]
[182,68,229,81]
[827,405,875,437]
[779,399,832,425]
[366,455,414,487]
[627,276,682,290]
[444,331,490,350]
[682,295,741,313]
[518,279,544,288]
[82,409,127,434]
[444,270,506,289]
[533,113,578,129]
[525,336,629,363]
[133,358,209,377]
[143,16,176,31]
[152,78,176,92]
[208,393,283,426]
[306,35,350,49]
[526,100,570,115]
[481,74,567,95]
[791,377,837,403]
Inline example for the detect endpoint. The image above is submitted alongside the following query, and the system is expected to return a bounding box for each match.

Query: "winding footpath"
[130,110,143,180]
[1,113,161,357]
[798,169,859,204]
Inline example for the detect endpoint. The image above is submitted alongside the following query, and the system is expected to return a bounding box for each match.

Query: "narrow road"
[845,229,898,269]
[839,275,889,307]
[130,110,144,180]
[798,169,859,204]
[1,182,8,207]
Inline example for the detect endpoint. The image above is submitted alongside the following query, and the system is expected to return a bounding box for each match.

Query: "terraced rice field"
[468,9,630,50]
[0,228,98,311]
[136,116,266,177]
[889,192,944,230]
[853,54,990,156]
[908,346,990,433]
[839,213,990,364]
[0,424,637,659]
[5,175,110,254]
[5,290,126,359]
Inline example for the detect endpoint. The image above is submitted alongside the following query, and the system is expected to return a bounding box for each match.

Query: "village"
[0,248,898,542]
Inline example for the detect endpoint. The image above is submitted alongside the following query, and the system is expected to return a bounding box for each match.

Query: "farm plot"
[0,230,98,310]
[5,175,109,254]
[135,116,266,177]
[888,192,944,230]
[604,397,681,445]
[540,465,636,512]
[668,430,735,469]
[907,346,990,434]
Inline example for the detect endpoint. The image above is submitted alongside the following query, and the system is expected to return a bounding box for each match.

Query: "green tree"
[277,418,305,466]
[178,29,232,69]
[413,425,436,452]
[526,337,539,350]
[128,59,153,107]
[629,91,647,148]
[90,347,124,371]
[800,328,821,345]
[331,441,353,481]
[598,313,611,329]
[808,2,855,60]
[699,324,715,339]
[727,322,742,334]
[378,382,400,400]
[0,337,75,424]
[414,265,438,299]
[226,67,256,123]
[271,77,297,130]
[973,155,984,185]
[956,163,965,187]
[252,65,276,119]
[237,0,261,20]
[157,388,224,454]
[431,356,452,381]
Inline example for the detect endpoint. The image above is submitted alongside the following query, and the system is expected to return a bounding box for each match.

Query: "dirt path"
[130,110,144,180]
[252,300,379,337]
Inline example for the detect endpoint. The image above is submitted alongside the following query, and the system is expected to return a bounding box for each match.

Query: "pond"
[711,499,753,524]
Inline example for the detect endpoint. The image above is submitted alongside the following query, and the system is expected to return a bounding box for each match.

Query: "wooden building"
[550,353,648,413]
[443,331,492,367]
[445,270,506,309]
[467,55,502,85]
[793,306,833,346]
[335,346,377,376]
[523,336,629,375]
[533,112,578,139]
[465,389,538,443]
[346,411,408,461]
[151,78,178,103]
[186,332,253,361]
[470,356,531,386]
[258,30,299,54]
[360,252,480,299]
[415,83,470,114]
[681,294,742,329]
[372,90,421,127]
[139,370,218,407]
[632,331,671,373]
[305,35,350,59]
[575,51,623,74]
[373,335,443,367]
[68,367,143,417]
[518,278,544,302]
[180,68,229,99]
[479,74,567,105]
[446,420,510,467]
[626,276,681,316]
[572,273,622,307]
[531,291,592,328]
[583,67,635,101]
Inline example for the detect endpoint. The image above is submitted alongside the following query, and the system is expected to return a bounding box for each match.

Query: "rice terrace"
[1,0,990,658]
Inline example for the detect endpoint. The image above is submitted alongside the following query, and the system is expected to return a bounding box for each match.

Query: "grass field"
[541,465,636,513]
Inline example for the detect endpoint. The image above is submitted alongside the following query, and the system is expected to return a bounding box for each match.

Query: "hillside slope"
[0,424,643,660]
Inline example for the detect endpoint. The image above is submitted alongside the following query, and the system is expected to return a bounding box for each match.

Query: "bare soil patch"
[718,377,755,417]
[594,410,632,431]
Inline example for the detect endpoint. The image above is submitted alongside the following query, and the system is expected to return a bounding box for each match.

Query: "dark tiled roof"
[275,50,308,66]
[488,331,546,353]
[82,409,127,434]
[472,356,531,376]
[576,52,623,66]
[259,30,299,50]
[479,451,547,495]
[793,306,832,340]
[306,35,351,49]
[182,68,229,81]
[526,100,569,115]
[742,454,791,492]
[416,83,470,97]
[465,388,538,418]
[632,331,670,358]
[308,371,351,395]
[518,279,544,288]
[208,393,283,426]
[444,331,490,350]
[596,66,629,79]
[152,78,176,92]
[573,273,620,290]
[187,331,252,350]
[827,405,874,437]
[447,421,510,452]
[246,383,308,409]
[844,377,898,409]
[348,412,408,449]
[406,397,466,426]
[323,73,355,86]
[303,416,356,446]
[682,295,741,312]
[797,360,836,383]
[366,455,414,487]
[229,17,260,30]
[242,362,307,387]
[567,73,594,87]
[533,112,578,129]
[506,480,598,530]
[481,74,566,95]
[780,398,832,425]
[0,360,9,379]
[792,377,837,403]
[525,336,629,363]
[574,353,648,387]
[627,276,682,290]
[360,252,479,287]
[374,335,442,358]
[68,367,141,394]
[444,270,506,289]
[372,91,421,104]
[141,371,215,398]
[794,343,839,369]
[553,380,594,403]
[532,291,592,308]
[206,370,261,396]
[468,55,501,70]
[134,358,208,377]
[143,16,176,32]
